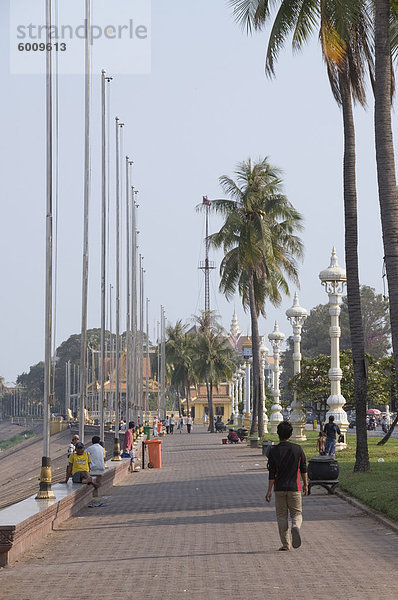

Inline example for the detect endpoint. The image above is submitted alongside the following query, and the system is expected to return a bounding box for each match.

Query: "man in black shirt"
[323,415,341,457]
[266,421,308,551]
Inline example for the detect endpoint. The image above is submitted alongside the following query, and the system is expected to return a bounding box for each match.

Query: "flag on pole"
[202,195,211,206]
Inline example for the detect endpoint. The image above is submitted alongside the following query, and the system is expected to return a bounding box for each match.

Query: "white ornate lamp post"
[319,248,349,447]
[237,366,245,426]
[230,374,237,421]
[286,293,308,441]
[268,322,285,434]
[259,337,269,434]
[242,338,252,428]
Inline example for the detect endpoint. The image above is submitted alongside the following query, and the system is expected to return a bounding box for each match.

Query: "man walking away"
[323,415,340,458]
[266,421,307,551]
[169,414,175,434]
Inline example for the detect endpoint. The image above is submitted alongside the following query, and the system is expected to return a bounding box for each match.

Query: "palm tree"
[228,0,372,469]
[202,158,303,437]
[193,312,238,432]
[165,320,195,416]
[374,0,398,441]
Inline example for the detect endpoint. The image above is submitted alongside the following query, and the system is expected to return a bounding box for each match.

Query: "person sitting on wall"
[63,442,99,489]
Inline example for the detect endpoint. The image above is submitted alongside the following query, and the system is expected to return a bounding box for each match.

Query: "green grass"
[260,431,398,523]
[0,430,36,451]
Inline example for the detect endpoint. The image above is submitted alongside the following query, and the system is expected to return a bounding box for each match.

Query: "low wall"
[0,437,143,567]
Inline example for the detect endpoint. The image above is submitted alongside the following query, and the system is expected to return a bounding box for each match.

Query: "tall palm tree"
[228,0,372,469]
[193,312,238,432]
[203,158,303,437]
[374,0,398,437]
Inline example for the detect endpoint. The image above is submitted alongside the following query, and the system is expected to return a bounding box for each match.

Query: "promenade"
[1,428,398,600]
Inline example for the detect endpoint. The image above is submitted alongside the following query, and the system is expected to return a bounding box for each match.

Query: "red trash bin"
[145,438,162,468]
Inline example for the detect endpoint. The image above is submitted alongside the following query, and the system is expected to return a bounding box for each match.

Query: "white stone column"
[244,360,251,427]
[260,337,269,434]
[286,293,307,441]
[237,372,243,426]
[230,377,236,419]
[319,248,349,448]
[268,322,285,434]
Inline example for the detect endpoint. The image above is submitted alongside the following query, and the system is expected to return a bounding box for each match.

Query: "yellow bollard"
[313,419,317,430]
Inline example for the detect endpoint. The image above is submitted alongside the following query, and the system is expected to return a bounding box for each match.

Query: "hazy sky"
[0,0,392,384]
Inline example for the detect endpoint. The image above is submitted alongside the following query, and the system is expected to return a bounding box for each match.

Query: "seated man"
[227,430,241,444]
[86,435,106,487]
[63,442,99,488]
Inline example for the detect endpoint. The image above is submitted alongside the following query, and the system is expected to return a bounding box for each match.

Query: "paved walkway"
[1,429,398,600]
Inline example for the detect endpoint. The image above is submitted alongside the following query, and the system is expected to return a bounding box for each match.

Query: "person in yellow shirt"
[63,442,99,488]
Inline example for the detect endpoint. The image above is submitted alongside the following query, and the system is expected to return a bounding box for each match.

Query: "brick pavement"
[1,429,398,600]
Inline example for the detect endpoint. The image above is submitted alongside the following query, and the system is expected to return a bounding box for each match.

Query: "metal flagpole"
[131,186,138,422]
[113,117,123,460]
[145,297,150,419]
[125,157,132,424]
[139,256,144,425]
[37,0,55,499]
[79,0,91,442]
[100,70,106,442]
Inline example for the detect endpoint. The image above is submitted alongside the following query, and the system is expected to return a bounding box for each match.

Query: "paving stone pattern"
[1,429,398,600]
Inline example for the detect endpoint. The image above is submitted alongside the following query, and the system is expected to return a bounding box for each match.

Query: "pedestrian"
[266,421,308,551]
[165,415,170,434]
[169,414,175,434]
[323,415,341,457]
[178,416,184,433]
[152,418,159,438]
[122,421,136,472]
[67,434,79,465]
[86,435,106,489]
[202,412,208,427]
[186,415,193,434]
[63,442,99,489]
[316,431,326,455]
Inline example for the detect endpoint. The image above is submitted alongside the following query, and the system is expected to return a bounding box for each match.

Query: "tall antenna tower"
[199,196,215,312]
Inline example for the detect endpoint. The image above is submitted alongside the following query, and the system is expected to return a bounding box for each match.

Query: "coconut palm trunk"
[206,379,215,432]
[340,74,370,471]
[248,270,263,436]
[374,0,398,394]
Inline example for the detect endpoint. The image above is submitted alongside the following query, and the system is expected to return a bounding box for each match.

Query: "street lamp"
[242,337,252,428]
[286,293,308,441]
[259,337,269,434]
[268,322,285,434]
[319,248,348,447]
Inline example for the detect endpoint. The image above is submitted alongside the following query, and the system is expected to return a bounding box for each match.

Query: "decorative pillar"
[286,293,308,441]
[242,337,253,428]
[268,322,285,434]
[230,376,236,420]
[319,248,349,448]
[237,369,244,426]
[244,359,251,428]
[259,337,269,434]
